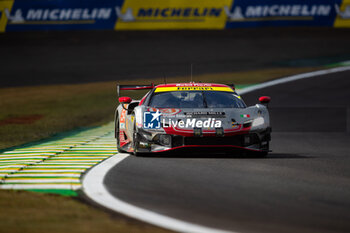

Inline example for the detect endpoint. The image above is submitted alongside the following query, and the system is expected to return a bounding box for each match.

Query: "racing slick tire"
[132,133,148,157]
[256,150,268,158]
[249,142,269,158]
[132,121,148,157]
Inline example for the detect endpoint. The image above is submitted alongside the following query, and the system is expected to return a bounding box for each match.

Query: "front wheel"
[256,150,268,158]
[254,142,269,158]
[132,132,144,156]
[132,123,148,157]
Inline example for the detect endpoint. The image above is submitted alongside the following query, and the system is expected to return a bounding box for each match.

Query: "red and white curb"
[0,123,116,191]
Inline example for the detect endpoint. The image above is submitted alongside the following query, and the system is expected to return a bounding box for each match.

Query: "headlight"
[154,134,172,146]
[159,135,172,146]
[252,117,264,127]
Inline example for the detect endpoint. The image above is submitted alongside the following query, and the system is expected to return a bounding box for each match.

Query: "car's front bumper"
[135,127,271,154]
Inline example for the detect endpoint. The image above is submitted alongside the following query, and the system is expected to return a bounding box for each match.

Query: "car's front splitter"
[151,144,264,154]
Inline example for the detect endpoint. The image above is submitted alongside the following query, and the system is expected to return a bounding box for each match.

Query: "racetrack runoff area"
[1,65,350,233]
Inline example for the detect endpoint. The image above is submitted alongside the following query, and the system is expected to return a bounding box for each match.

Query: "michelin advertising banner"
[0,0,123,32]
[226,0,341,28]
[0,0,350,32]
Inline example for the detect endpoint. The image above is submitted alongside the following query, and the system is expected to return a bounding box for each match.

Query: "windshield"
[149,91,246,108]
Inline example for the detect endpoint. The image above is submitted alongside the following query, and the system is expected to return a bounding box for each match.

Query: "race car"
[115,82,271,156]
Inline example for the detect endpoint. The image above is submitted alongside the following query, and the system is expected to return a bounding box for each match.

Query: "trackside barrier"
[1,0,350,32]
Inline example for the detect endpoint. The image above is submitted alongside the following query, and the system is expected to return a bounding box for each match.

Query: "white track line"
[239,66,350,95]
[0,184,82,190]
[0,157,49,159]
[21,169,86,172]
[0,165,27,168]
[43,162,97,165]
[3,179,80,183]
[83,66,350,233]
[83,154,232,233]
[0,169,21,172]
[7,174,81,177]
[30,165,91,168]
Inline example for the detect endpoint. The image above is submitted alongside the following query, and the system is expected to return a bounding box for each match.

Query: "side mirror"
[119,96,132,104]
[259,96,271,104]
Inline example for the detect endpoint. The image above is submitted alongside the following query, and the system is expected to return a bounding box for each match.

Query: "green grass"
[0,82,116,150]
[0,190,171,233]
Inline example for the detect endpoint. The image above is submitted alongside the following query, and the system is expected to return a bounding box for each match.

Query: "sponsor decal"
[225,0,340,28]
[119,108,127,129]
[178,86,214,91]
[6,8,112,22]
[116,6,222,21]
[159,108,181,115]
[0,0,14,32]
[176,83,212,86]
[147,108,182,115]
[2,0,123,31]
[231,118,240,129]
[225,4,332,21]
[143,110,162,129]
[240,114,250,118]
[184,111,226,118]
[115,0,232,30]
[334,0,350,27]
[154,86,233,93]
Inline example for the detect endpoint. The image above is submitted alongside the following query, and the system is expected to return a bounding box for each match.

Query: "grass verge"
[0,190,171,233]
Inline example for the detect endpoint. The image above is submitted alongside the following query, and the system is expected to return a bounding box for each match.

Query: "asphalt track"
[104,71,350,233]
[2,28,350,87]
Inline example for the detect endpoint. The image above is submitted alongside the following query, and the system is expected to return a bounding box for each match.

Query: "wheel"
[257,150,268,158]
[115,118,127,153]
[132,132,140,156]
[245,142,269,158]
[132,122,147,157]
[132,122,141,156]
[256,142,269,158]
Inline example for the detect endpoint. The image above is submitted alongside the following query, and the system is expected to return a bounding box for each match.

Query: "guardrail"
[1,0,349,32]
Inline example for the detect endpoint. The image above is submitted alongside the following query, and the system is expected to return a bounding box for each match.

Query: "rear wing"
[117,83,155,97]
[226,83,235,90]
